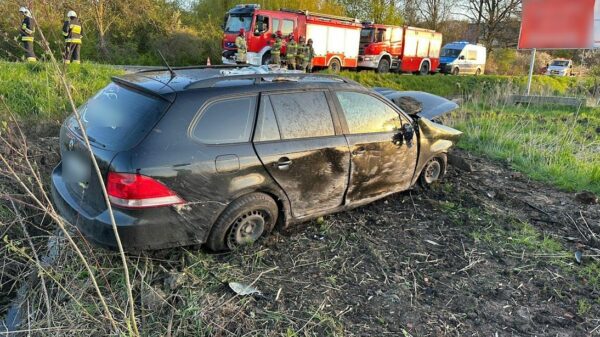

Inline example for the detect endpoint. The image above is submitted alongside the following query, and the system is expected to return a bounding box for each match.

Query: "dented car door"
[253,91,351,217]
[333,91,418,203]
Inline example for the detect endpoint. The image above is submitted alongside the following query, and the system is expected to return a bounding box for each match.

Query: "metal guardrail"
[510,95,586,108]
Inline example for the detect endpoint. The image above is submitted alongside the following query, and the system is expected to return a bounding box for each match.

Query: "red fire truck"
[358,23,443,74]
[222,4,362,71]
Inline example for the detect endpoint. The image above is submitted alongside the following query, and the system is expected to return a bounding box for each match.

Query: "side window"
[376,29,386,42]
[467,50,477,61]
[269,92,335,139]
[336,92,401,134]
[192,96,256,144]
[282,20,294,35]
[272,18,280,32]
[254,96,281,142]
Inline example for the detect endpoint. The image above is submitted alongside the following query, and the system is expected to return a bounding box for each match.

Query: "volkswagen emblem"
[68,139,75,151]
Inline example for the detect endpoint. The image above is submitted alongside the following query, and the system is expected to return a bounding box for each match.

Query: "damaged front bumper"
[50,163,207,251]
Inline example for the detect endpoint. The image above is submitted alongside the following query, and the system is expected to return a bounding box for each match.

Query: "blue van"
[439,41,487,75]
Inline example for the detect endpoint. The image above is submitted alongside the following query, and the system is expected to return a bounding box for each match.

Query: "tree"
[465,0,522,51]
[417,0,459,31]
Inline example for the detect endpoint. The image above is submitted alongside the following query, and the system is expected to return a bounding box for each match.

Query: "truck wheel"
[261,52,271,65]
[475,68,481,76]
[451,67,459,76]
[418,62,430,76]
[206,193,278,252]
[377,59,390,73]
[329,58,341,73]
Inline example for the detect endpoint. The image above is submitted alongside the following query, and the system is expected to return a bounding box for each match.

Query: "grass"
[0,61,123,119]
[449,103,600,195]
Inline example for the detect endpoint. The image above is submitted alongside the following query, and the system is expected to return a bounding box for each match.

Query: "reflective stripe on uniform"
[63,32,69,37]
[69,38,82,44]
[21,36,34,42]
[27,57,37,62]
[70,24,82,34]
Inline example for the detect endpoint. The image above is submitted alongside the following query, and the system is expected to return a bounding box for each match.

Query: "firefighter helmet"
[288,33,294,40]
[19,7,31,17]
[67,10,77,18]
[276,30,282,37]
[239,28,245,36]
[299,36,305,43]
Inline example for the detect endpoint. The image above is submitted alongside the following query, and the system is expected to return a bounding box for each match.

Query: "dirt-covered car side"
[50,67,462,252]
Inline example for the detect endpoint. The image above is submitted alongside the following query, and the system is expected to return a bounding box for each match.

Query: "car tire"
[418,62,430,76]
[377,58,390,73]
[419,156,446,186]
[451,67,459,76]
[206,193,278,252]
[329,58,342,73]
[475,68,481,75]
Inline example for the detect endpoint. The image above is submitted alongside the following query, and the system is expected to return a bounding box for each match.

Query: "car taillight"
[107,172,184,209]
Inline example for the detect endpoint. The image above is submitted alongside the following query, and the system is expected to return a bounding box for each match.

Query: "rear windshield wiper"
[71,125,106,148]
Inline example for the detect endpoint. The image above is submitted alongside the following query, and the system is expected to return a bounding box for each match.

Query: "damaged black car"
[51,66,462,251]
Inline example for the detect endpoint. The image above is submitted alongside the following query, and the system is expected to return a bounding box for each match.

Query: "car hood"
[548,66,567,71]
[373,88,459,120]
[439,56,457,64]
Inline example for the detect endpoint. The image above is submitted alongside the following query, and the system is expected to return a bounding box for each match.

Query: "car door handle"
[275,157,292,170]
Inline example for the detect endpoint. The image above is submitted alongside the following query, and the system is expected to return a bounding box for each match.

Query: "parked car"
[51,66,462,252]
[439,41,486,75]
[545,59,574,76]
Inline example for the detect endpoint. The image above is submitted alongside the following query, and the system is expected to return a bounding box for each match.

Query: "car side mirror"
[459,55,465,60]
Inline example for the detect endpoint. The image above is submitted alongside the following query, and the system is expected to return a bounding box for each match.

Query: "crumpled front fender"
[414,118,463,183]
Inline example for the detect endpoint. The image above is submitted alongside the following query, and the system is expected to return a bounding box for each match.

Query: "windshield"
[360,28,374,43]
[441,48,462,58]
[225,15,252,33]
[68,82,169,151]
[551,60,570,67]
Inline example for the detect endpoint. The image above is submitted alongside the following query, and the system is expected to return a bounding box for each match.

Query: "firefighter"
[306,38,315,73]
[269,31,283,66]
[235,29,247,64]
[63,10,83,64]
[286,33,297,70]
[296,36,307,71]
[18,7,36,62]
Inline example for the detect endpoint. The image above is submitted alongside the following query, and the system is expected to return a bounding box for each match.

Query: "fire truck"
[358,23,443,74]
[222,4,362,71]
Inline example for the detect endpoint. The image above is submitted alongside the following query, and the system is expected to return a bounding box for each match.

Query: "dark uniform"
[306,39,315,73]
[270,34,282,66]
[20,15,36,62]
[63,17,83,64]
[286,38,297,70]
[296,38,308,71]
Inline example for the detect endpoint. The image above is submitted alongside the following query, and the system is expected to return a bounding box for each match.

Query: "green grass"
[0,61,123,119]
[449,104,600,195]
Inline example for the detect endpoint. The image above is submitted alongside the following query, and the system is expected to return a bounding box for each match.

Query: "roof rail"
[135,64,250,74]
[185,73,358,90]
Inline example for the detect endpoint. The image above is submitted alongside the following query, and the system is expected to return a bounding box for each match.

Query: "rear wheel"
[206,193,278,252]
[418,62,430,76]
[419,156,445,186]
[377,58,390,73]
[451,67,459,76]
[475,68,481,76]
[329,58,342,73]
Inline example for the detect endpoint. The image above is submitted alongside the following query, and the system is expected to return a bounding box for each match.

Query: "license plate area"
[63,152,91,191]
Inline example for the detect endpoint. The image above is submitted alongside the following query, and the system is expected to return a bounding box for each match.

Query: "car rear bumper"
[51,163,206,251]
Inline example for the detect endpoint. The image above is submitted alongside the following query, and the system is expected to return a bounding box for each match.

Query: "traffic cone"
[207,57,211,66]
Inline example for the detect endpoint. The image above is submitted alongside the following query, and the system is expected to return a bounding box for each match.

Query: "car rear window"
[68,82,169,151]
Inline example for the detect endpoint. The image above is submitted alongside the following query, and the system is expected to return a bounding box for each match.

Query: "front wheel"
[451,67,459,76]
[475,68,481,76]
[206,193,278,252]
[329,58,341,73]
[377,58,390,73]
[261,52,272,65]
[419,156,446,186]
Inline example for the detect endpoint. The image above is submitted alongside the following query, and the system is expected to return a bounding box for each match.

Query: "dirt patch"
[1,129,599,335]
